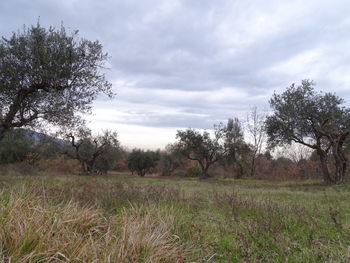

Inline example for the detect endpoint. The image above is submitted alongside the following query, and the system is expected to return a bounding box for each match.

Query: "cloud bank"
[1,0,350,148]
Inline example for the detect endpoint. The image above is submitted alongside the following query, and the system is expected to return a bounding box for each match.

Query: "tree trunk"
[138,169,146,177]
[235,162,244,179]
[86,161,96,174]
[81,162,87,174]
[0,128,6,157]
[199,162,210,178]
[250,152,257,177]
[0,127,6,142]
[333,145,347,184]
[318,151,333,184]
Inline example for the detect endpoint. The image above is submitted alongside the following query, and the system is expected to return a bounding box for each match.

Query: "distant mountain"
[20,129,66,144]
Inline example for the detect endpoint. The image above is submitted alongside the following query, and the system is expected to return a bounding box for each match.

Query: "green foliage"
[263,150,273,160]
[159,144,184,176]
[266,80,346,146]
[265,80,350,184]
[0,129,62,165]
[35,138,62,160]
[0,23,113,140]
[65,129,120,174]
[127,149,160,177]
[175,119,247,177]
[184,167,201,177]
[0,129,33,164]
[94,146,121,174]
[224,118,249,164]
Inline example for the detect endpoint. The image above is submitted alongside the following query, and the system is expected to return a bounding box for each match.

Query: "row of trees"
[126,81,350,185]
[0,23,349,184]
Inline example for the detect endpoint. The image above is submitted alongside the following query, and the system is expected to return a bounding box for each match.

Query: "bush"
[127,149,160,177]
[184,167,201,177]
[0,129,34,164]
[36,156,81,175]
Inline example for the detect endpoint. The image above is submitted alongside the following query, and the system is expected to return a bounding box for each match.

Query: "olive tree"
[224,118,249,178]
[265,80,350,184]
[159,144,184,176]
[65,129,120,174]
[175,118,246,178]
[127,149,160,177]
[0,23,113,141]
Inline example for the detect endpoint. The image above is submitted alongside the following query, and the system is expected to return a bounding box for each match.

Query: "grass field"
[0,173,350,262]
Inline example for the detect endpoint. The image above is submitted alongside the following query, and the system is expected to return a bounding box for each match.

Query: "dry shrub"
[0,156,80,176]
[115,157,129,172]
[0,187,187,263]
[0,162,38,176]
[36,156,80,174]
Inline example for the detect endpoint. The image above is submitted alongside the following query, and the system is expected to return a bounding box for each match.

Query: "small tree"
[0,23,112,141]
[127,149,160,177]
[175,119,246,178]
[159,144,184,176]
[224,118,249,178]
[265,80,350,184]
[246,106,266,177]
[65,129,120,174]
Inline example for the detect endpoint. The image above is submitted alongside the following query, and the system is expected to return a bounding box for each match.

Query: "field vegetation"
[0,173,349,262]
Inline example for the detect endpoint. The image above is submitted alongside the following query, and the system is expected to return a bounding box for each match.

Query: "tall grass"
[0,175,350,262]
[0,187,189,262]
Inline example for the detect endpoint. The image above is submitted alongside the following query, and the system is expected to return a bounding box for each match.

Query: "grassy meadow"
[0,173,350,262]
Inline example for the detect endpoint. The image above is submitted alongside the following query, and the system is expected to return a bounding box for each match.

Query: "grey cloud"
[1,0,350,132]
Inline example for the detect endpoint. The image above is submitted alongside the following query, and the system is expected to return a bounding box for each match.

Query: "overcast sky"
[1,0,350,149]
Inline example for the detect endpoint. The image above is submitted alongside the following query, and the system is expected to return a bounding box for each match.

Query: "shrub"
[127,149,160,177]
[184,167,201,177]
[0,129,34,164]
[36,156,81,175]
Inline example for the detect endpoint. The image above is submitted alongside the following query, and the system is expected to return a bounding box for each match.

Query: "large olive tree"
[0,23,113,140]
[265,80,350,184]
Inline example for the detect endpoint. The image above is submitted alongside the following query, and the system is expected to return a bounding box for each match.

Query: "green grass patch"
[0,173,349,262]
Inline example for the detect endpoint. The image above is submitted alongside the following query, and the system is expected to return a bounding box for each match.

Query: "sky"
[1,0,350,149]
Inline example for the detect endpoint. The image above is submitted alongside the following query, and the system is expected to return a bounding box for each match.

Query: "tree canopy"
[127,149,160,177]
[265,80,350,184]
[65,129,120,174]
[0,23,113,140]
[175,118,246,177]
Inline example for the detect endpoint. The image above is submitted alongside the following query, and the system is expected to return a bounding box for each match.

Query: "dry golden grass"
[0,187,187,263]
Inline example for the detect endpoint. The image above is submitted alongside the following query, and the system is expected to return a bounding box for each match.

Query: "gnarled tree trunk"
[0,128,6,142]
[318,150,333,184]
[332,140,348,184]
